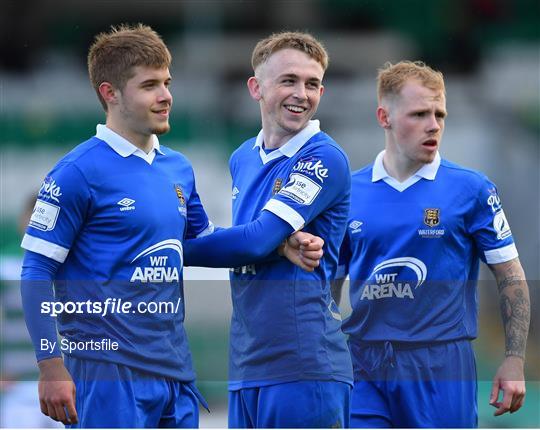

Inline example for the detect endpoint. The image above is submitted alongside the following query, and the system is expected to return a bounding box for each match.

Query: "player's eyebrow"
[279,73,321,85]
[139,77,171,86]
[436,108,447,117]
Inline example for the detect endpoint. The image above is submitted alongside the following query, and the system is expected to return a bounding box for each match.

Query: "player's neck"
[383,151,424,183]
[263,131,291,150]
[261,119,303,150]
[105,120,154,154]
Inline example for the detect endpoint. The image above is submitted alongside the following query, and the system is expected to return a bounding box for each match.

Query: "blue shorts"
[64,356,205,428]
[349,339,477,428]
[228,380,351,428]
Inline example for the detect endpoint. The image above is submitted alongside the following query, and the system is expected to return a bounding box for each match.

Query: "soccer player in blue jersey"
[184,32,353,428]
[334,61,531,427]
[19,25,322,428]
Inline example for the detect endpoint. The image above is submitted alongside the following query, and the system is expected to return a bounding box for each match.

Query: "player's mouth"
[152,108,170,118]
[284,104,308,114]
[422,138,438,149]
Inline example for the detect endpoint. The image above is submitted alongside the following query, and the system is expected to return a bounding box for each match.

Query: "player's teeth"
[286,106,304,112]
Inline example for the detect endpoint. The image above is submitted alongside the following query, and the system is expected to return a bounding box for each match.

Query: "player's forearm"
[184,211,293,268]
[21,251,62,361]
[490,258,530,359]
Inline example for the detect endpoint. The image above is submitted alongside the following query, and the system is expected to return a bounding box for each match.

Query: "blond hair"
[377,61,445,103]
[88,23,171,110]
[251,31,328,72]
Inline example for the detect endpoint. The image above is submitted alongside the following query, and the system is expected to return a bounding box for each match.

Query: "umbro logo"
[232,186,240,200]
[118,198,136,212]
[349,220,363,234]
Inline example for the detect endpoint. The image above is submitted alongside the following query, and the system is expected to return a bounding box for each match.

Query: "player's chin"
[282,117,310,134]
[152,123,171,136]
[418,149,437,163]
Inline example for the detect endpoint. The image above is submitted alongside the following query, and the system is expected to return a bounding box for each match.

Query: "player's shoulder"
[439,158,493,189]
[309,131,347,155]
[59,136,106,164]
[352,163,374,180]
[232,137,257,157]
[229,136,258,167]
[159,144,194,166]
[49,137,109,179]
[301,131,350,165]
[349,163,374,191]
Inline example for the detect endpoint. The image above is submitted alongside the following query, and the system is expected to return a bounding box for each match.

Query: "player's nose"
[292,83,307,101]
[426,114,440,133]
[158,85,173,105]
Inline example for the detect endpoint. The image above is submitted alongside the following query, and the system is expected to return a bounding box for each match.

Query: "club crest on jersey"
[423,208,440,227]
[174,184,186,206]
[292,157,328,182]
[38,176,62,203]
[272,178,283,195]
[174,184,187,216]
[418,208,444,238]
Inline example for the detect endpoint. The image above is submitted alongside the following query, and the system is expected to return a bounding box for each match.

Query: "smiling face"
[248,48,324,148]
[379,79,447,169]
[103,66,172,149]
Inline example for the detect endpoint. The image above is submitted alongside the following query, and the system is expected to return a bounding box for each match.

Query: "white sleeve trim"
[21,234,69,263]
[484,243,519,264]
[196,221,215,238]
[263,199,305,231]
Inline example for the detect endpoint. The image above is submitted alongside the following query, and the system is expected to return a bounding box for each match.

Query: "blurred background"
[0,0,538,427]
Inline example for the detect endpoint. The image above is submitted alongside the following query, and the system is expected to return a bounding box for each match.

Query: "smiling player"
[184,32,353,428]
[19,24,323,428]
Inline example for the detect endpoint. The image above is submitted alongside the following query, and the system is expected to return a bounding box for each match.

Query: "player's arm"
[279,231,324,272]
[184,210,312,269]
[487,257,530,416]
[185,170,323,271]
[21,251,78,425]
[19,162,89,425]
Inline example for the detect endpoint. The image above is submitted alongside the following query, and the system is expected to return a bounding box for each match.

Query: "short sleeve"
[21,162,92,263]
[262,145,351,231]
[467,177,518,264]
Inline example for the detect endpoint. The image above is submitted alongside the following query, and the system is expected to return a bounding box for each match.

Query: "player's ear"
[376,106,391,129]
[247,76,262,101]
[98,82,119,106]
[319,84,324,97]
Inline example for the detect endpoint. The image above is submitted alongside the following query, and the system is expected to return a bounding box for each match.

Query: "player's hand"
[38,357,78,425]
[279,231,324,272]
[489,355,526,416]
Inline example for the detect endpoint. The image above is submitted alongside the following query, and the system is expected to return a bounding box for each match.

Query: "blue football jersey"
[228,120,353,389]
[339,151,518,344]
[21,125,211,381]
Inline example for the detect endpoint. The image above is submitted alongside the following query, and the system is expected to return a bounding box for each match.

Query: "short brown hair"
[377,61,445,103]
[88,23,171,110]
[251,31,329,72]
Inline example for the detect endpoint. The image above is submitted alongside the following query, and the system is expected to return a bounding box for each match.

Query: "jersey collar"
[252,120,321,165]
[372,150,441,192]
[96,124,164,165]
